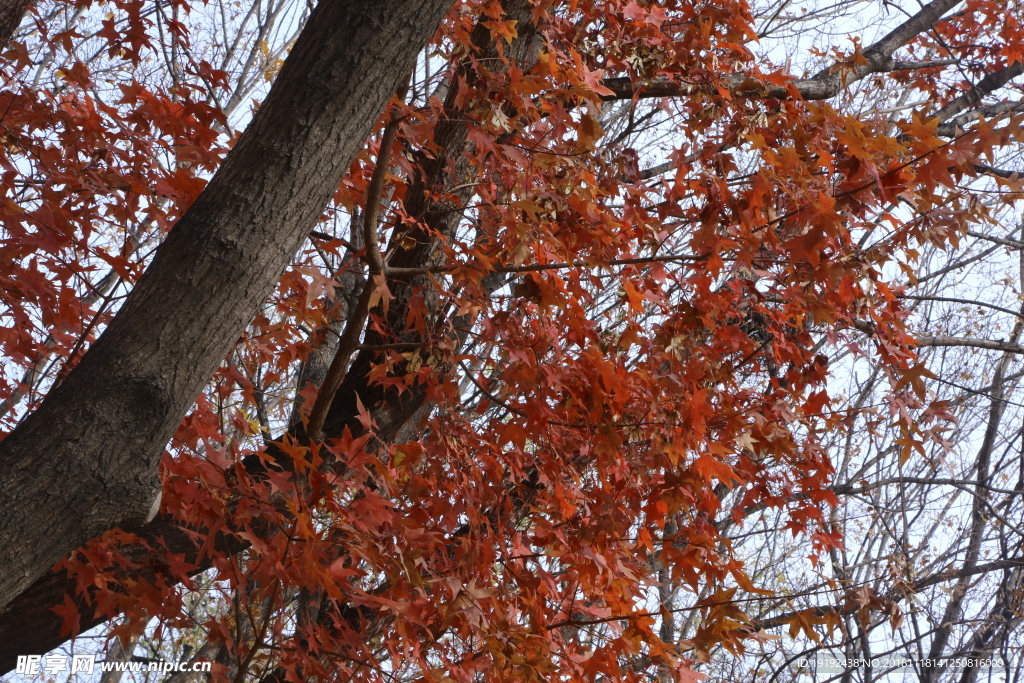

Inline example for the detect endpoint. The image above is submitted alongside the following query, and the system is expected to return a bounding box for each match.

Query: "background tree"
[0,0,1022,681]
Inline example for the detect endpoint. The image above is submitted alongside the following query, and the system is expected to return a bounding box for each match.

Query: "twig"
[306,91,405,441]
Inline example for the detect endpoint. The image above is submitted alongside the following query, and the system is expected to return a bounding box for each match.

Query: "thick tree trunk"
[0,515,242,674]
[0,0,30,45]
[0,1,532,668]
[0,0,453,612]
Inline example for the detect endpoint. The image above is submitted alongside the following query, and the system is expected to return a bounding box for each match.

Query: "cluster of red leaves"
[892,0,1024,95]
[0,0,227,419]
[6,0,1022,681]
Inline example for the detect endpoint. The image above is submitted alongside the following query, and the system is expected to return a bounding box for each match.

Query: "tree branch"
[754,558,1024,631]
[915,337,1024,354]
[933,61,1024,123]
[601,0,962,102]
[0,0,453,618]
[937,100,1024,137]
[967,229,1024,250]
[306,107,404,442]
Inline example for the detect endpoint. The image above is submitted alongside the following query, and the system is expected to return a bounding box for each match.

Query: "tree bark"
[0,0,533,668]
[0,0,30,45]
[0,0,453,612]
[0,0,1007,666]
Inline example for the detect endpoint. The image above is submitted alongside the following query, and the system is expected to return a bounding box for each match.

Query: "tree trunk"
[0,0,29,45]
[0,0,453,612]
[0,0,533,667]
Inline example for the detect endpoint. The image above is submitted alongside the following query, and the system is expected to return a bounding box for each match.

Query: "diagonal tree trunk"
[0,0,1013,670]
[0,0,453,613]
[0,0,534,669]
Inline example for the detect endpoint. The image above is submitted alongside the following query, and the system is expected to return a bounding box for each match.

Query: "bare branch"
[915,337,1024,354]
[933,61,1024,123]
[937,100,1024,136]
[967,229,1024,250]
[602,0,962,102]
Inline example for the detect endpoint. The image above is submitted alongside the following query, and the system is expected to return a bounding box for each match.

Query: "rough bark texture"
[0,0,29,45]
[0,0,453,613]
[0,0,1006,667]
[0,1,531,668]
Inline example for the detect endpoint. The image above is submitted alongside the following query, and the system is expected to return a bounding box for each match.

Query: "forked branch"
[306,104,403,442]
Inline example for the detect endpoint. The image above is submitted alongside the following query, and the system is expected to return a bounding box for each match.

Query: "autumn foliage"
[1,0,1022,680]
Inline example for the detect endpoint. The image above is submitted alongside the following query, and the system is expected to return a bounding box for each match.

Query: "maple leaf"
[3,0,1022,678]
[368,272,395,315]
[51,593,82,639]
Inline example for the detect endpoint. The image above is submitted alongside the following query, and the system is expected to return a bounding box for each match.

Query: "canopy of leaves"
[1,0,1023,681]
